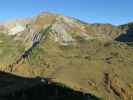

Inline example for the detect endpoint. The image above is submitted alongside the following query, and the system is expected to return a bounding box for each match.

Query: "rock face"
[9,24,26,35]
[1,12,122,46]
[0,12,133,100]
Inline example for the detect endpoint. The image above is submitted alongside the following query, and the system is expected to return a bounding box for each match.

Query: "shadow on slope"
[115,23,133,42]
[0,71,100,100]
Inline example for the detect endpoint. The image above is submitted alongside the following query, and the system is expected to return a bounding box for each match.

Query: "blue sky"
[0,0,133,25]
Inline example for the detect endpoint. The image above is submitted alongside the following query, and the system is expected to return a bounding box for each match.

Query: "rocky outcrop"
[104,73,133,100]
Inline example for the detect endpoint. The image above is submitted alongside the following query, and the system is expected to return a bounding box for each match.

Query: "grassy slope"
[11,35,133,99]
[0,33,25,64]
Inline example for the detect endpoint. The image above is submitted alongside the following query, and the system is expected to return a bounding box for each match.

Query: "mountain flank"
[0,12,133,100]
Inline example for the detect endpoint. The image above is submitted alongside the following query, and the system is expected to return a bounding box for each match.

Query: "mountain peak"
[0,12,124,47]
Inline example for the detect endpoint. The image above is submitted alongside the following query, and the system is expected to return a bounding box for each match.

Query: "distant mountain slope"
[115,22,133,42]
[1,12,122,46]
[0,12,133,100]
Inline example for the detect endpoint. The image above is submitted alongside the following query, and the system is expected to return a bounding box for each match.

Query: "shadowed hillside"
[115,23,133,42]
[0,71,99,100]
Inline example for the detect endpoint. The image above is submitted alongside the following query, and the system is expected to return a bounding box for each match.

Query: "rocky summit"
[0,12,133,100]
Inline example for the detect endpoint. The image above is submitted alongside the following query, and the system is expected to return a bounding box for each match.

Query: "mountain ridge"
[0,12,133,100]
